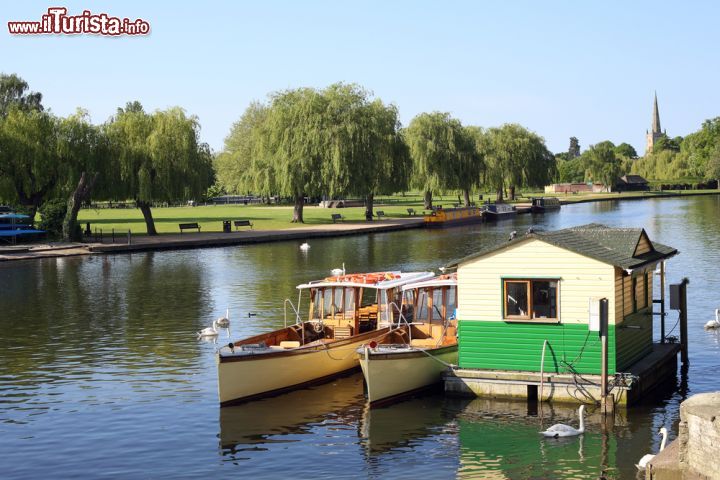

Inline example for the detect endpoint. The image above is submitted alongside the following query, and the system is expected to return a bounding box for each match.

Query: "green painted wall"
[458,321,618,374]
[615,308,653,370]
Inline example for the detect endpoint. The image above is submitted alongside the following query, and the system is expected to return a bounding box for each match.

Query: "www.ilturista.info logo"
[8,7,150,36]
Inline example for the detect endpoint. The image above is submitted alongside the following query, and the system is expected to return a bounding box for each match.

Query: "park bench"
[406,208,416,216]
[234,220,253,230]
[376,210,386,220]
[331,213,344,223]
[179,222,201,233]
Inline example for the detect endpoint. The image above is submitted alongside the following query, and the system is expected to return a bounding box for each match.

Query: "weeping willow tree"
[486,124,554,201]
[405,112,474,209]
[0,107,59,221]
[106,102,213,235]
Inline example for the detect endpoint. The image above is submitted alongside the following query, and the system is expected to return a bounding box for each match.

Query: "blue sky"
[2,1,719,155]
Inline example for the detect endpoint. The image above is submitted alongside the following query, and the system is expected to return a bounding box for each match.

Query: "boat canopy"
[401,273,457,291]
[296,271,435,290]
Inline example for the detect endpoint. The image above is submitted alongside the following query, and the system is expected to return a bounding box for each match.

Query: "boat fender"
[228,342,235,353]
[312,321,324,333]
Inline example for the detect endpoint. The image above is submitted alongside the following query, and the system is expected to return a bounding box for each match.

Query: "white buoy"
[636,427,668,470]
[540,405,585,437]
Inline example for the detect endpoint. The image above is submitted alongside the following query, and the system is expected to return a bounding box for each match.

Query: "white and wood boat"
[358,273,458,407]
[216,270,435,406]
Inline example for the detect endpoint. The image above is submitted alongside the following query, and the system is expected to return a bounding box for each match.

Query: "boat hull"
[217,328,386,406]
[359,344,458,407]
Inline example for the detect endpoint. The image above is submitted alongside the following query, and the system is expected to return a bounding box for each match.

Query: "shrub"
[38,199,67,237]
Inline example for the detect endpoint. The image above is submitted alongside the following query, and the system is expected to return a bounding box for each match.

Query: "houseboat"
[424,206,484,227]
[216,270,435,406]
[483,203,516,221]
[359,274,458,407]
[530,197,561,213]
[443,223,679,406]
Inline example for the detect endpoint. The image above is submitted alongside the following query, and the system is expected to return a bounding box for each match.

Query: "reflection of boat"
[358,274,458,407]
[217,271,435,406]
[219,373,364,449]
[360,394,451,454]
[483,203,516,221]
[531,197,561,213]
[424,206,484,227]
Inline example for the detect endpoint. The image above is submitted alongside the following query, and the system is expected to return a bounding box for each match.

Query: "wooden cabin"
[445,224,679,404]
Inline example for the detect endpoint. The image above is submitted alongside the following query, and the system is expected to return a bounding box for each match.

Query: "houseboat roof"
[446,223,677,271]
[296,271,435,290]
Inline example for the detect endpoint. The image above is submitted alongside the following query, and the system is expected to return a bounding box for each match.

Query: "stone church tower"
[645,92,665,154]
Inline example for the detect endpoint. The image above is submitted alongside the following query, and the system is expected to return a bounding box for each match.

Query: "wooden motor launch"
[359,273,458,407]
[216,270,435,406]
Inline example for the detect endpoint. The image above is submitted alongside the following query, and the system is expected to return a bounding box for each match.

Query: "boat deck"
[444,342,680,406]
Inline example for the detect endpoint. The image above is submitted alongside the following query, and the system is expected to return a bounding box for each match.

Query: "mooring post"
[127,230,131,245]
[599,298,614,416]
[660,261,666,343]
[680,278,689,366]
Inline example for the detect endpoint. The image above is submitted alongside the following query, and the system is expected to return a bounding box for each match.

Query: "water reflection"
[2,195,720,479]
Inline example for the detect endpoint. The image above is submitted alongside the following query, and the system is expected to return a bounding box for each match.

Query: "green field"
[77,190,719,235]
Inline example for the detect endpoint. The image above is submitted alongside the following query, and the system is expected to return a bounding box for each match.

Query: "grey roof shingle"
[447,223,677,270]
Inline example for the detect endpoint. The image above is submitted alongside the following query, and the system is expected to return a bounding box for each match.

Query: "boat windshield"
[310,286,357,321]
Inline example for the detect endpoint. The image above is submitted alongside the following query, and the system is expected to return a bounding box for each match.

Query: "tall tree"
[568,136,580,158]
[614,142,638,158]
[0,73,43,117]
[56,110,110,241]
[0,108,59,220]
[586,141,621,190]
[406,112,468,209]
[257,88,329,223]
[107,103,213,235]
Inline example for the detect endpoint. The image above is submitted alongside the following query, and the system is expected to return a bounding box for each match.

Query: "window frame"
[502,277,560,323]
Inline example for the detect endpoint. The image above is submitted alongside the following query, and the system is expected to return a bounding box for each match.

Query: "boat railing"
[388,301,413,343]
[283,298,302,328]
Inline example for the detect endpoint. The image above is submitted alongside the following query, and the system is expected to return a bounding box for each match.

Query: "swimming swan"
[636,427,668,470]
[705,309,720,329]
[540,405,585,437]
[198,320,219,338]
[300,243,310,251]
[216,308,230,328]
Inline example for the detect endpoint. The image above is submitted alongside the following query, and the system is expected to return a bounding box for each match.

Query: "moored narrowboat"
[424,206,484,228]
[530,197,561,213]
[483,203,516,221]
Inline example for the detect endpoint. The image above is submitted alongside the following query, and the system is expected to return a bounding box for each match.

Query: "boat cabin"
[397,274,458,347]
[447,224,677,378]
[297,271,435,340]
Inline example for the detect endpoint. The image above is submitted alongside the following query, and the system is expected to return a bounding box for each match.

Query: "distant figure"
[509,231,517,241]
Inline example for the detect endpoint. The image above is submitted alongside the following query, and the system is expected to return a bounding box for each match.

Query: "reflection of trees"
[0,252,209,381]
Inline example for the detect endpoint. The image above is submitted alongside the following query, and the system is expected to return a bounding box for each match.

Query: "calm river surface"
[2,196,720,479]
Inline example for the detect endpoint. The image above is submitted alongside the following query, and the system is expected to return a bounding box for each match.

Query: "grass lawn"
[77,189,720,235]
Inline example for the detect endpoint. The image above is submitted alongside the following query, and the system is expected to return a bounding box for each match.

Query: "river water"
[2,196,720,479]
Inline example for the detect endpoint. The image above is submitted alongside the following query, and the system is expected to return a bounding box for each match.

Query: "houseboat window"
[415,290,429,322]
[504,279,557,320]
[432,288,444,323]
[343,288,356,315]
[400,290,415,322]
[446,286,457,319]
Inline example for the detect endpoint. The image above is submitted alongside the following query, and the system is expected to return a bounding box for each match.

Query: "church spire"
[652,91,661,134]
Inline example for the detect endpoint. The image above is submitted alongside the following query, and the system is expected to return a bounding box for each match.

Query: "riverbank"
[0,217,424,262]
[3,190,719,263]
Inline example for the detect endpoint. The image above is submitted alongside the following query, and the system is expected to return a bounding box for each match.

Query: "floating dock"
[445,342,679,406]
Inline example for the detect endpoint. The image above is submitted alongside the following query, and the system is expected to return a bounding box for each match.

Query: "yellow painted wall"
[457,239,617,325]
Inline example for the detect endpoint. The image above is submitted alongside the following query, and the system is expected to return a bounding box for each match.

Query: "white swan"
[636,427,668,470]
[300,242,310,251]
[216,308,230,328]
[705,309,720,329]
[540,405,585,437]
[198,320,219,338]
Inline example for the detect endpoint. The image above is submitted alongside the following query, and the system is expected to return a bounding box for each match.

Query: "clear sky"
[2,1,719,155]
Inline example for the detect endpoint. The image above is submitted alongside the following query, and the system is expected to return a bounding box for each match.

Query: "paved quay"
[0,218,425,262]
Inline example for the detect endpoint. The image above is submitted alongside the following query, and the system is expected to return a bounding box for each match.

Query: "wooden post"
[599,298,614,415]
[680,278,689,366]
[660,262,666,343]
